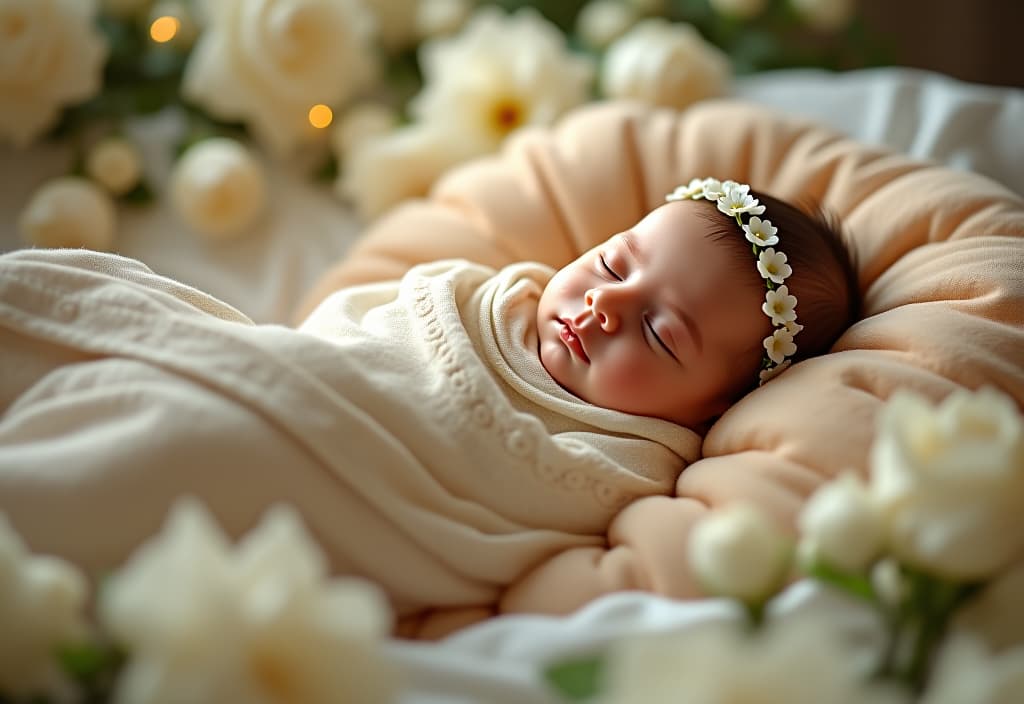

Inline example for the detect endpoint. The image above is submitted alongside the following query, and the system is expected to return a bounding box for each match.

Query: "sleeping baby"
[0,178,858,637]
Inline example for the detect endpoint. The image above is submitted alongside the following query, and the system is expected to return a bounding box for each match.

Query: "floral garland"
[667,177,801,385]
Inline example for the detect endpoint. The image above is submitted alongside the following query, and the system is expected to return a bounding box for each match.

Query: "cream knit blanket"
[0,250,699,617]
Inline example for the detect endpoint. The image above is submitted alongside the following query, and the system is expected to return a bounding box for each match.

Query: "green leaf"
[57,642,115,680]
[543,655,605,701]
[806,560,877,603]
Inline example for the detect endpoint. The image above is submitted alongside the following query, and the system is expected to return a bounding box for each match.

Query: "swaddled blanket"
[0,248,699,628]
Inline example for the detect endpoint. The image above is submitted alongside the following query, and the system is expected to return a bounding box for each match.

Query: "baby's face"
[537,200,771,428]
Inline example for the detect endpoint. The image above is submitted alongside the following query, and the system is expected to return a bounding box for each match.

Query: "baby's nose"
[585,289,618,332]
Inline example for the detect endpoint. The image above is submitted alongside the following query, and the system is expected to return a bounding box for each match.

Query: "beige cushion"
[298,99,1024,617]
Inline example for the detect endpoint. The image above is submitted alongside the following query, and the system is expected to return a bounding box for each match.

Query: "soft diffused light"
[308,104,334,129]
[150,15,180,43]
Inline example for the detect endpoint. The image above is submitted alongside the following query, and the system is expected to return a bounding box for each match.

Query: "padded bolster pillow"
[300,99,1024,615]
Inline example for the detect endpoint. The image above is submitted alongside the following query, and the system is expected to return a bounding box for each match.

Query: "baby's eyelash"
[645,315,679,362]
[599,255,622,281]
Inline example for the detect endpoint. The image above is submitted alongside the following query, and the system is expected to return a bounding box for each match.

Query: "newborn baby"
[0,179,858,637]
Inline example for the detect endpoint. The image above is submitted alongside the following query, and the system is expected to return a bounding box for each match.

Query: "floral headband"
[666,178,801,385]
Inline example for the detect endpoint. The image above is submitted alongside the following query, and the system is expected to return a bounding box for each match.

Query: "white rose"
[921,635,1024,704]
[330,102,400,163]
[338,123,475,222]
[410,7,595,153]
[603,617,902,704]
[0,514,89,698]
[85,136,143,196]
[798,473,884,574]
[688,503,791,604]
[710,0,769,20]
[101,499,396,704]
[601,18,731,109]
[870,386,1024,580]
[0,0,108,148]
[182,0,377,155]
[576,0,638,50]
[416,0,473,39]
[171,138,268,240]
[18,177,117,251]
[789,0,855,32]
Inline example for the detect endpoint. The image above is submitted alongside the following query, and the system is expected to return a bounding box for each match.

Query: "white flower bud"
[688,503,791,604]
[18,177,117,251]
[576,0,637,50]
[85,136,143,196]
[798,473,884,574]
[171,138,268,241]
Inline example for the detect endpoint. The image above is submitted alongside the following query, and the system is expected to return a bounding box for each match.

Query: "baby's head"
[536,178,859,430]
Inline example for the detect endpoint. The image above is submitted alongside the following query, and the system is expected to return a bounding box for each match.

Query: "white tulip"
[338,123,476,222]
[0,0,108,148]
[601,18,731,109]
[0,514,88,698]
[415,0,473,40]
[710,0,768,20]
[789,0,855,32]
[170,138,268,241]
[921,635,1024,704]
[576,0,638,50]
[330,102,400,163]
[18,177,117,251]
[101,499,396,704]
[182,0,377,155]
[85,136,143,196]
[410,7,595,152]
[688,503,791,604]
[603,616,902,704]
[798,473,884,574]
[870,386,1024,581]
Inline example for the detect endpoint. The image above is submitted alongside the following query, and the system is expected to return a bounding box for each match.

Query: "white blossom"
[869,386,1024,580]
[183,0,377,155]
[575,0,637,50]
[757,248,792,284]
[798,473,885,574]
[0,514,88,698]
[410,7,594,153]
[759,359,791,384]
[666,178,706,202]
[688,503,791,604]
[601,18,731,110]
[86,136,143,196]
[764,327,797,365]
[338,122,476,222]
[170,138,267,240]
[0,0,108,148]
[744,215,780,246]
[100,499,396,704]
[18,177,117,251]
[717,183,766,217]
[763,285,798,326]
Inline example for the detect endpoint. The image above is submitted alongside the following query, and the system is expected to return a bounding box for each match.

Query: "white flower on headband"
[717,183,766,217]
[667,178,706,201]
[743,216,779,247]
[759,359,792,383]
[786,320,804,336]
[764,328,797,365]
[763,285,798,326]
[756,248,791,284]
[701,178,737,200]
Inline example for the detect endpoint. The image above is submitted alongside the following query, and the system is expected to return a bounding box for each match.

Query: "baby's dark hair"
[699,191,861,374]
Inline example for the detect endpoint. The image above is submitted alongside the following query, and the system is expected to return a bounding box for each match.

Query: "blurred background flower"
[3,0,900,247]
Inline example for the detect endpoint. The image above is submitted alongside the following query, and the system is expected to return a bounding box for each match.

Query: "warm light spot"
[150,15,180,43]
[308,104,333,129]
[490,98,525,136]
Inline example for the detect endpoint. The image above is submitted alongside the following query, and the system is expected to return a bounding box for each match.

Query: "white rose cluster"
[0,0,108,148]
